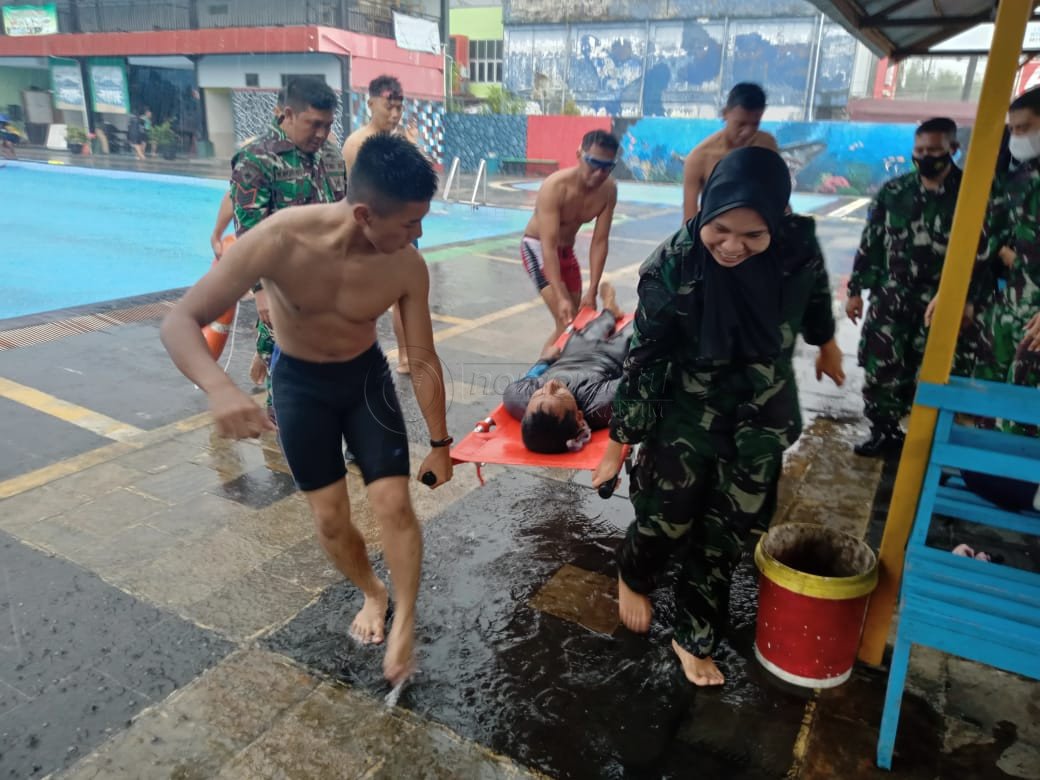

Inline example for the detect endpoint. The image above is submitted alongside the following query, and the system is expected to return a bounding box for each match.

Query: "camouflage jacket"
[848,167,963,302]
[972,158,1040,308]
[231,126,347,235]
[610,215,832,445]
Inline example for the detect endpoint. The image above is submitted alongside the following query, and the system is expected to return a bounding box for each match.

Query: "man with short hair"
[522,129,619,360]
[230,78,347,420]
[682,83,779,222]
[210,88,287,258]
[504,282,630,453]
[342,75,424,375]
[847,117,964,456]
[161,134,451,685]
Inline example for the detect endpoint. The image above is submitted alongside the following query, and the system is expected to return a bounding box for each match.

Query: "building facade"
[0,0,447,159]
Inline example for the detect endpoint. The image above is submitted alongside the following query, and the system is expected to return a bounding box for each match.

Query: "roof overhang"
[805,0,1040,59]
[0,25,443,68]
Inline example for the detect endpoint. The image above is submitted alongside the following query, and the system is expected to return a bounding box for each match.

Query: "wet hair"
[916,117,957,142]
[348,134,437,214]
[1010,86,1040,116]
[369,75,403,98]
[725,83,767,112]
[284,77,337,114]
[581,129,619,154]
[521,408,581,454]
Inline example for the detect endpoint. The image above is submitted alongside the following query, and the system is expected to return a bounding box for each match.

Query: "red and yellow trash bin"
[754,523,879,688]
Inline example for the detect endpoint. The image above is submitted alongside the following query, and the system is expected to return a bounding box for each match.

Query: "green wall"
[449,6,503,40]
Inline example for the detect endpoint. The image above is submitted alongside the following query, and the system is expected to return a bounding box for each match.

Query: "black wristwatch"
[430,436,454,448]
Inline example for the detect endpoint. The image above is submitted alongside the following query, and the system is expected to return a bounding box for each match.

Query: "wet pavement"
[1,152,1038,778]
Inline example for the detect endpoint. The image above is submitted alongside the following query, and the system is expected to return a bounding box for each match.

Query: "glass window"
[469,38,504,84]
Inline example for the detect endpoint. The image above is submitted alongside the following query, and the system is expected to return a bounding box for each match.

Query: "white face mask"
[1008,129,1040,162]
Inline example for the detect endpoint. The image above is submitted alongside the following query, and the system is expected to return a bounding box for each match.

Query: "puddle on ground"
[266,470,810,778]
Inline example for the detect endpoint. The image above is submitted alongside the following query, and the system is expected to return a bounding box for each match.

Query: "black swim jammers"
[271,344,411,490]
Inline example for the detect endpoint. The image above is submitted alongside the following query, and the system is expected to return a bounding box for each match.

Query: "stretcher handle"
[597,446,632,499]
[598,475,620,499]
[420,471,437,486]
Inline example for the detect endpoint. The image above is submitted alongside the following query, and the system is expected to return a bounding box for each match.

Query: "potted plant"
[148,120,178,159]
[65,125,88,152]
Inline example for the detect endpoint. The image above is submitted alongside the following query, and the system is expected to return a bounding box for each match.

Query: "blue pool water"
[0,162,531,321]
[515,180,837,213]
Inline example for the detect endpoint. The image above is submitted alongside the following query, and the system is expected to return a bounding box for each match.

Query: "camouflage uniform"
[231,126,347,409]
[611,221,811,659]
[755,215,837,525]
[970,158,1040,435]
[849,167,971,429]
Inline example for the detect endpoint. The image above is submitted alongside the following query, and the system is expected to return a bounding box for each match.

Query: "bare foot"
[671,639,725,686]
[396,360,411,375]
[618,576,652,633]
[383,615,416,685]
[599,281,623,319]
[350,582,389,644]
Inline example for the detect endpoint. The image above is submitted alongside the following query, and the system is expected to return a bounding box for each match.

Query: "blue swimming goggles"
[582,153,617,171]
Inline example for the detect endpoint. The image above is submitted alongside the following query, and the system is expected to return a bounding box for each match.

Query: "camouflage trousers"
[972,296,1040,436]
[859,291,976,427]
[256,319,275,409]
[618,372,785,658]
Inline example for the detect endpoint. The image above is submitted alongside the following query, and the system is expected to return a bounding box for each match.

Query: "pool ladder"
[442,156,488,207]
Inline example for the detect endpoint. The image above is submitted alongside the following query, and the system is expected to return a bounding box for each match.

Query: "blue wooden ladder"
[876,376,1040,770]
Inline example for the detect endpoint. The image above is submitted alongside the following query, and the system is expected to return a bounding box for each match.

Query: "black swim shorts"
[271,344,411,490]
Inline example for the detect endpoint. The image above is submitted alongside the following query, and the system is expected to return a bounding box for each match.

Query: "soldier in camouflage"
[230,77,347,420]
[592,147,795,687]
[972,88,1040,428]
[846,118,964,457]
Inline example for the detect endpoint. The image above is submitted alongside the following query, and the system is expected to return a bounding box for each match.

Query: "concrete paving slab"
[0,530,231,779]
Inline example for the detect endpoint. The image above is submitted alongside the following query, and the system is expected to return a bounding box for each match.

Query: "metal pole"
[857,0,1035,667]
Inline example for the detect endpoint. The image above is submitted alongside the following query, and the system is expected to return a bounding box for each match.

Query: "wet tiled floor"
[1,159,1038,778]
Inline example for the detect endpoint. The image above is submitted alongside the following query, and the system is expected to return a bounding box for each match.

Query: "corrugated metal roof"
[805,0,1040,59]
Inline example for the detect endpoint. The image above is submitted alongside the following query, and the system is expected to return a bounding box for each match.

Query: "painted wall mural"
[615,116,926,195]
[440,113,946,197]
[504,17,855,119]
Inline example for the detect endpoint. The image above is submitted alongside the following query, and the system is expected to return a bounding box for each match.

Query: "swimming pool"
[514,180,838,213]
[0,162,531,321]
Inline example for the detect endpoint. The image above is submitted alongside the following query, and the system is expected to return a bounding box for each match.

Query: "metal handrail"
[442,156,460,201]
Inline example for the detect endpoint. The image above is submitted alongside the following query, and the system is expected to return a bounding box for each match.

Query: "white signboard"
[393,11,440,55]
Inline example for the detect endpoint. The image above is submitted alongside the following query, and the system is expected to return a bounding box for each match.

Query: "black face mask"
[914,152,952,180]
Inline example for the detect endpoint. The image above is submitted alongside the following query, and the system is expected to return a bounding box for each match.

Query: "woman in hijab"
[593,146,808,686]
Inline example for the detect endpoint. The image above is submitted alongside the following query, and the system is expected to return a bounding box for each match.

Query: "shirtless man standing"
[522,129,619,360]
[342,74,424,374]
[161,135,452,685]
[682,83,779,222]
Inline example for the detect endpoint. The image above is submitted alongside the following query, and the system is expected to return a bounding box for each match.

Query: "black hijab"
[692,146,792,363]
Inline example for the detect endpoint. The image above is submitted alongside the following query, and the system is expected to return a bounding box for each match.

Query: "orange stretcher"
[448,307,633,497]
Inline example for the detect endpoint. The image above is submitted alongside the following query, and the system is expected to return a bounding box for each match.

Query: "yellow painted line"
[430,313,475,326]
[824,197,870,219]
[474,253,522,265]
[609,235,663,247]
[0,408,215,499]
[786,698,817,778]
[0,440,137,499]
[0,377,144,441]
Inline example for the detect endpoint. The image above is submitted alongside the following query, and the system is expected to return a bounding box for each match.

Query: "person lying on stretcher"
[503,282,632,454]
